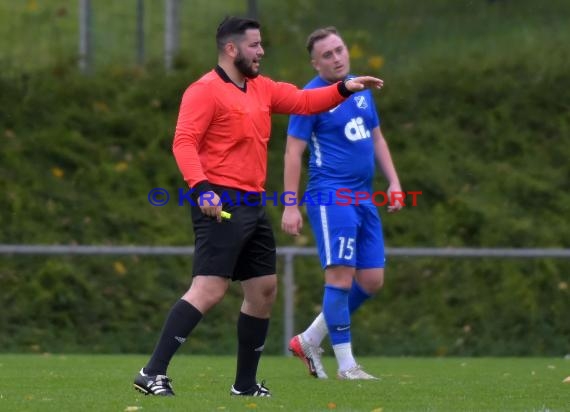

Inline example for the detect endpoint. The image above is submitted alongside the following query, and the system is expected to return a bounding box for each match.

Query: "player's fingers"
[290,224,299,236]
[282,221,293,235]
[291,221,300,235]
[388,204,403,213]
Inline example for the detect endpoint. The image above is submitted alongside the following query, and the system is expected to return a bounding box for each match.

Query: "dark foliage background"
[1,0,569,356]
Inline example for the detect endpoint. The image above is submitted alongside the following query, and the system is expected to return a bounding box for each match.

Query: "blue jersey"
[287,75,380,201]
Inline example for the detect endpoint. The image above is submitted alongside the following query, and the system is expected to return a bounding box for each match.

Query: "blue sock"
[348,279,372,314]
[323,284,350,345]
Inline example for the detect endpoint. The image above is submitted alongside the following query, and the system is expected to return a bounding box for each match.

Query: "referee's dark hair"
[216,16,261,51]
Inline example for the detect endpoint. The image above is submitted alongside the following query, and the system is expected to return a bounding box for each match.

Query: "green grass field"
[1,355,568,411]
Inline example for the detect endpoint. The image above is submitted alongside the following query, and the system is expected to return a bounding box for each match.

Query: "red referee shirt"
[173,66,348,193]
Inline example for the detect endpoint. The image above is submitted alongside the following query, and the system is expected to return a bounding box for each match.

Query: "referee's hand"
[199,191,223,222]
[345,76,384,91]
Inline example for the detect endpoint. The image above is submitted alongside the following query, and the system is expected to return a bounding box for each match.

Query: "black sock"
[144,299,203,375]
[233,312,269,391]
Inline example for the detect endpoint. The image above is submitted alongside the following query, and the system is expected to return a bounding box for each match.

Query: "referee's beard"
[235,53,260,79]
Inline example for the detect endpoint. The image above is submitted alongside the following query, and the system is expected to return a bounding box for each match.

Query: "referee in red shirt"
[134,16,383,397]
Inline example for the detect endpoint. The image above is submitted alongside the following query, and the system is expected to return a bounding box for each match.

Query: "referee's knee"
[251,276,278,305]
[264,281,278,303]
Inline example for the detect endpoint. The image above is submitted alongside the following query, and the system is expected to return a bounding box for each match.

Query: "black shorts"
[191,186,276,281]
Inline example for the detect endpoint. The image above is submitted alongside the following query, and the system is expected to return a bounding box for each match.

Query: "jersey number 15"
[338,236,355,260]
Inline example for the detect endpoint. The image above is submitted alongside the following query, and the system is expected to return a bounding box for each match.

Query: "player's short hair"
[306,26,340,56]
[216,16,261,51]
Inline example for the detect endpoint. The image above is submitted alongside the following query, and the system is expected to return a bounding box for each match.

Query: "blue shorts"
[306,202,385,269]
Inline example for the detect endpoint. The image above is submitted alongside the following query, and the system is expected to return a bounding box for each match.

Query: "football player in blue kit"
[282,27,403,380]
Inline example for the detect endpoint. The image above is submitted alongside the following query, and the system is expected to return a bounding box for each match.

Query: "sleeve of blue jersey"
[367,89,381,128]
[287,112,315,141]
[287,80,319,140]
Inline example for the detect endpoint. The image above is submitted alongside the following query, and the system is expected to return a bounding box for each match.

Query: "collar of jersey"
[215,65,247,92]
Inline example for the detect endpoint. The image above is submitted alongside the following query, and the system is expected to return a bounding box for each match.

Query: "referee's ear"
[224,41,239,59]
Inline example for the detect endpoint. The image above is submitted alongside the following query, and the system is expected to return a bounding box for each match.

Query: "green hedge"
[1,44,569,355]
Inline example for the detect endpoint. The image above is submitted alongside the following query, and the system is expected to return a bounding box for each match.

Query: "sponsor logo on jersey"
[344,116,371,141]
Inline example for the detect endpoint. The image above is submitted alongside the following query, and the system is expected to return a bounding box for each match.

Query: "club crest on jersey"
[354,95,368,109]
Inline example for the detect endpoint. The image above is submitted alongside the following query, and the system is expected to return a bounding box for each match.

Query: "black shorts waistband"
[210,184,262,204]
